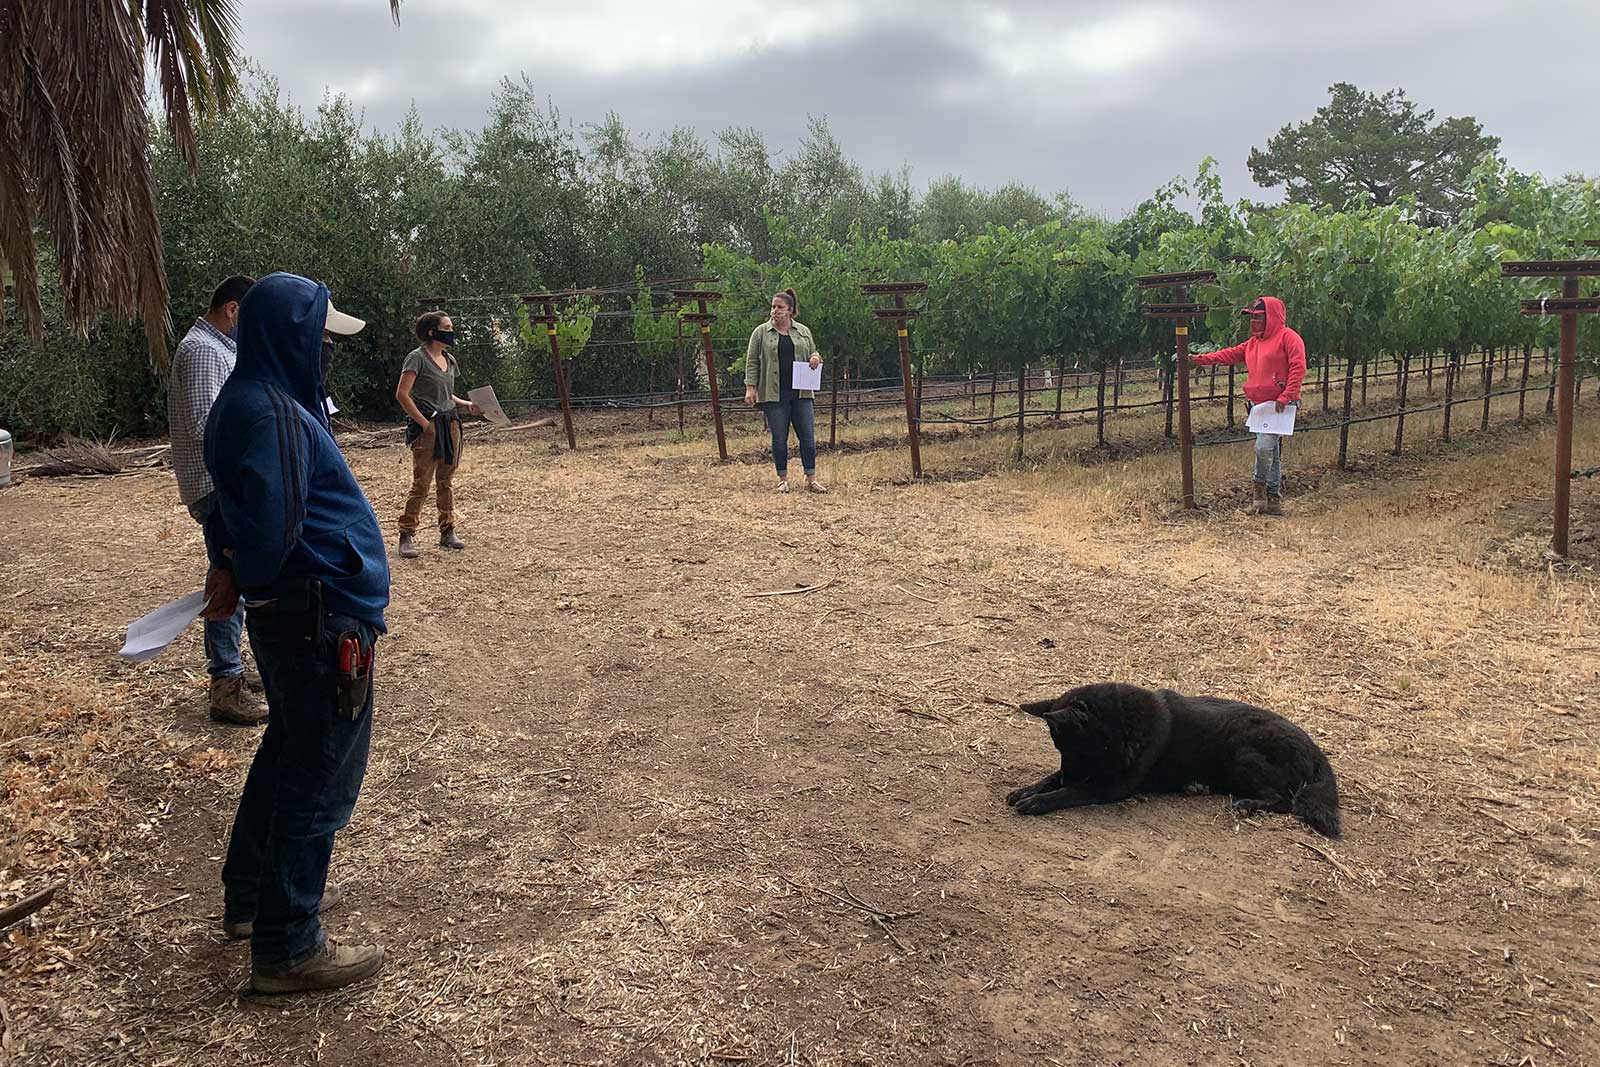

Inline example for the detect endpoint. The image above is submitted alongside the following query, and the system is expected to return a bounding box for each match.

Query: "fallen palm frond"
[14,441,169,479]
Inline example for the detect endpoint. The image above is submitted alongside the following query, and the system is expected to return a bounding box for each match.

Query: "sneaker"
[251,939,384,995]
[439,527,466,550]
[397,532,419,559]
[776,479,789,493]
[209,676,268,726]
[224,883,345,941]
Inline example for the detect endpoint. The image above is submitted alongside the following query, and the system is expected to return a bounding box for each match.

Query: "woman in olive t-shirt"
[395,310,479,558]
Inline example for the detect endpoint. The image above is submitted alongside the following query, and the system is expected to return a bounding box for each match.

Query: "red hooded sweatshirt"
[1191,295,1307,405]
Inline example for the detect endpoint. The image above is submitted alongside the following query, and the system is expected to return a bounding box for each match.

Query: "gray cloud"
[237,0,1600,215]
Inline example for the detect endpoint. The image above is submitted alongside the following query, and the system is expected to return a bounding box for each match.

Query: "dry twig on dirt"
[0,884,60,932]
[745,579,836,598]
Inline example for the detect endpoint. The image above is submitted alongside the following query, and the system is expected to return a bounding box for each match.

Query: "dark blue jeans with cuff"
[221,596,376,965]
[766,394,817,479]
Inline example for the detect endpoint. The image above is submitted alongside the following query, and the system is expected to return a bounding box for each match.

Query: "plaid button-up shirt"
[167,316,237,506]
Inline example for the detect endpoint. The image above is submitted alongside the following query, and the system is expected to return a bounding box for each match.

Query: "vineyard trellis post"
[675,314,687,433]
[1391,352,1411,456]
[673,287,728,462]
[862,282,930,479]
[829,357,840,447]
[1138,269,1215,511]
[1518,343,1532,421]
[1501,257,1600,557]
[520,292,579,450]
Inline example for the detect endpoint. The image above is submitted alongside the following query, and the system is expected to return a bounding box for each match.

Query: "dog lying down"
[1006,682,1341,838]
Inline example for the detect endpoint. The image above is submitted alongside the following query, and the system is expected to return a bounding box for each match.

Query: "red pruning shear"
[335,631,374,720]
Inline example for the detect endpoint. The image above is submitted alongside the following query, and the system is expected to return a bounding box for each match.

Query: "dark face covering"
[430,328,456,347]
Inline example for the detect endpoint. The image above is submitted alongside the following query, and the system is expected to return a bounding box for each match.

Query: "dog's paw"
[1013,795,1055,816]
[1004,787,1031,807]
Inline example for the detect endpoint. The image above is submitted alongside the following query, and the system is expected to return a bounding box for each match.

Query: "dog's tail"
[1293,761,1342,839]
[1018,699,1055,718]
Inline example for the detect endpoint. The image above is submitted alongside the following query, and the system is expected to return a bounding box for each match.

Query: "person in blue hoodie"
[199,272,390,994]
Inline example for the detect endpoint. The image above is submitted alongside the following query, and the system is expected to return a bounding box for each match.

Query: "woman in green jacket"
[743,289,826,492]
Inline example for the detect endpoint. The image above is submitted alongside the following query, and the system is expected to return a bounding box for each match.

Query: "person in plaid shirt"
[168,275,268,725]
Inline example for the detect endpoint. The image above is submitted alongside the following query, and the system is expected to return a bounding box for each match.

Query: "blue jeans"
[188,493,245,678]
[1254,433,1284,492]
[222,603,376,964]
[766,395,816,479]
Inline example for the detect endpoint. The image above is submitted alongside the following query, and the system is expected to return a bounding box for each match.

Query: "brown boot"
[209,675,268,726]
[1251,481,1268,514]
[1263,490,1284,516]
[439,527,466,550]
[251,939,384,995]
[397,532,419,559]
[224,883,345,941]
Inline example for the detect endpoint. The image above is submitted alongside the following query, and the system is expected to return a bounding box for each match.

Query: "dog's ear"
[1042,699,1087,726]
[1018,698,1056,718]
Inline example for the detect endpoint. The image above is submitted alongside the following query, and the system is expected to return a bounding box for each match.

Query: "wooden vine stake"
[519,292,579,450]
[1501,254,1600,556]
[861,282,930,479]
[1136,269,1216,510]
[673,286,728,461]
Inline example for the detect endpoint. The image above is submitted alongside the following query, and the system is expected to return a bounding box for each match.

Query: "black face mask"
[430,329,456,347]
[321,340,335,377]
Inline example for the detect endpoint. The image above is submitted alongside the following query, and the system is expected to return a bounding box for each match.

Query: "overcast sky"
[239,0,1600,217]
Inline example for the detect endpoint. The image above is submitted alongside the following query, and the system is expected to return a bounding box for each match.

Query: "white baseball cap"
[325,297,366,335]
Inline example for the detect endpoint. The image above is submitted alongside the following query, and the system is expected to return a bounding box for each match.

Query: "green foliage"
[1248,82,1502,225]
[5,66,1599,442]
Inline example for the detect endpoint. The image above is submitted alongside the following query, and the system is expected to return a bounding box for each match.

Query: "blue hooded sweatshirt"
[203,273,390,631]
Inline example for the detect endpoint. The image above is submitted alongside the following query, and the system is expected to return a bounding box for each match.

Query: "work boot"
[440,527,466,550]
[251,939,385,995]
[209,676,268,726]
[1251,480,1268,514]
[1263,490,1284,516]
[398,532,419,559]
[223,884,345,941]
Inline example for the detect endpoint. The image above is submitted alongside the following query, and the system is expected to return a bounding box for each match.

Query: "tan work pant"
[398,421,462,534]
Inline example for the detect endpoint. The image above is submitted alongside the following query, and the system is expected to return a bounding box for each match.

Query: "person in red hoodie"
[1191,296,1307,514]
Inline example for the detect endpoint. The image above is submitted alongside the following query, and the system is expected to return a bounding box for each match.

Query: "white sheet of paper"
[120,590,207,662]
[467,385,512,427]
[791,361,822,391]
[324,396,339,416]
[1246,401,1296,436]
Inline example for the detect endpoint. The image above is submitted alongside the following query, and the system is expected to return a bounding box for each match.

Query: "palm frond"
[0,0,393,365]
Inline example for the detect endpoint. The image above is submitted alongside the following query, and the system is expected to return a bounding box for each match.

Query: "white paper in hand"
[324,395,339,416]
[468,385,512,427]
[791,361,822,391]
[120,590,207,662]
[1246,401,1296,436]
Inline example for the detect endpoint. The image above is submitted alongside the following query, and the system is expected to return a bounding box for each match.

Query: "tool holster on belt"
[249,578,324,644]
[334,631,375,720]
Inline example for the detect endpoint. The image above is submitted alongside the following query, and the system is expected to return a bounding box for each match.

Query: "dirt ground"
[3,395,1599,1067]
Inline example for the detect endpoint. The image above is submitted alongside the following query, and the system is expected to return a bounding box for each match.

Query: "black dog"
[1005,682,1341,838]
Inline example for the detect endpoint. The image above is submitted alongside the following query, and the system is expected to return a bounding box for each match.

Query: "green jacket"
[744,320,820,404]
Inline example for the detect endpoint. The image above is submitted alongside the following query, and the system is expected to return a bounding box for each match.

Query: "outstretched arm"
[1189,341,1247,367]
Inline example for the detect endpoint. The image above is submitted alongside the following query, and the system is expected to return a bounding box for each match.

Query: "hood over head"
[1240,295,1286,340]
[234,272,335,427]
